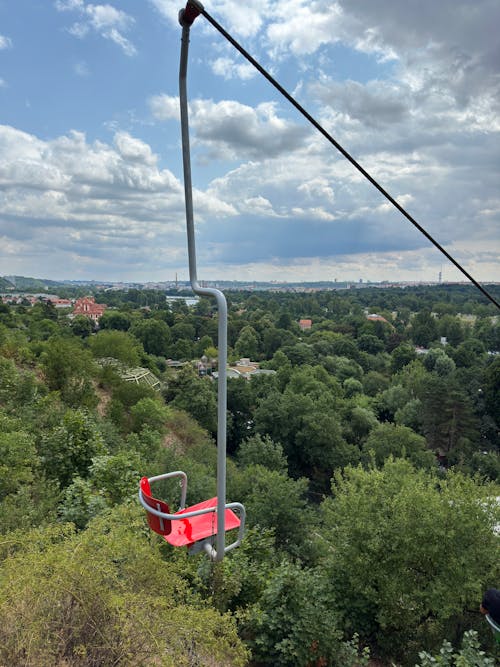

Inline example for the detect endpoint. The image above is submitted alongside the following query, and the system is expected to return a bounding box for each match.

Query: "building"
[366,313,389,323]
[51,298,72,308]
[72,296,107,323]
[299,319,312,331]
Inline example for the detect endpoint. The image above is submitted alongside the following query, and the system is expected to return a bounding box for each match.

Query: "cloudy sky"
[0,1,499,283]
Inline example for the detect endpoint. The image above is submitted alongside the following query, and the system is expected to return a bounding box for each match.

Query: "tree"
[362,423,435,470]
[474,318,499,352]
[254,373,354,488]
[434,354,456,377]
[228,464,309,551]
[130,397,169,433]
[129,318,171,356]
[235,325,260,359]
[31,300,58,321]
[323,355,363,382]
[169,338,193,360]
[418,375,479,462]
[438,315,465,347]
[70,315,95,338]
[395,398,424,433]
[227,376,254,451]
[483,357,500,425]
[0,356,41,412]
[30,317,60,341]
[38,409,106,487]
[164,366,217,434]
[343,377,363,397]
[330,336,360,360]
[60,450,143,527]
[98,310,131,331]
[377,383,411,420]
[423,347,455,375]
[452,339,487,368]
[410,310,439,347]
[321,460,500,662]
[280,342,316,366]
[240,561,344,666]
[236,434,287,473]
[40,337,97,408]
[262,326,292,358]
[392,343,417,372]
[362,370,390,396]
[89,330,142,366]
[0,430,38,498]
[195,334,214,357]
[171,320,196,343]
[357,333,385,354]
[343,405,379,446]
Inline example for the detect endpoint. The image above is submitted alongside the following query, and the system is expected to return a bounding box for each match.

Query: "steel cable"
[190,4,500,310]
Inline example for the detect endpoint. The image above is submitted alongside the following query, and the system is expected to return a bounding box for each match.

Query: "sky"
[0,0,499,284]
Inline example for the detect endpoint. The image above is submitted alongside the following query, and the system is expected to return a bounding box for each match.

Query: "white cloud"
[114,132,156,165]
[266,1,344,57]
[55,0,85,10]
[0,125,236,279]
[147,0,179,26]
[149,94,308,160]
[210,57,256,81]
[0,35,13,50]
[298,178,335,204]
[149,94,179,121]
[54,1,137,56]
[4,1,499,282]
[149,0,270,38]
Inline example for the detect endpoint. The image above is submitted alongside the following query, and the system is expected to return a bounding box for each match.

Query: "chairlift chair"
[139,472,245,558]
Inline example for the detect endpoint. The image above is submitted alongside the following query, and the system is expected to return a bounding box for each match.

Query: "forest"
[0,283,499,666]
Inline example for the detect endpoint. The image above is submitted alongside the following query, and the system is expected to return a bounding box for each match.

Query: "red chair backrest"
[140,477,172,536]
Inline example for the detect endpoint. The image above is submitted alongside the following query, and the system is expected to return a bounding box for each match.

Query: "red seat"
[140,477,172,535]
[140,477,240,548]
[166,496,240,547]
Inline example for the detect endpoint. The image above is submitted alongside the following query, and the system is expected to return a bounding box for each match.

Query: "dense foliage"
[0,284,499,665]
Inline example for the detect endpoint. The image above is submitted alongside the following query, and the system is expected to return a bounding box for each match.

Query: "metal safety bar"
[177,1,242,561]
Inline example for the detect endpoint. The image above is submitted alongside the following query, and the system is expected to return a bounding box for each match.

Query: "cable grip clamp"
[179,0,204,27]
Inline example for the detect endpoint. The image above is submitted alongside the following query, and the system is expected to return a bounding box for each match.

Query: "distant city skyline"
[1,1,499,284]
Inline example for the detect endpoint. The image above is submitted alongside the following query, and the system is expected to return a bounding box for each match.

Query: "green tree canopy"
[130,318,172,356]
[40,337,97,408]
[235,325,260,359]
[164,366,217,434]
[98,310,132,331]
[361,422,435,470]
[90,329,143,366]
[321,460,500,662]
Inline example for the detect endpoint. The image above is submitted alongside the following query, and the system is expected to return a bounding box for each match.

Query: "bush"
[0,506,248,666]
[417,630,496,666]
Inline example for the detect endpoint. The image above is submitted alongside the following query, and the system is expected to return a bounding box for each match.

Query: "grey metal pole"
[179,17,227,561]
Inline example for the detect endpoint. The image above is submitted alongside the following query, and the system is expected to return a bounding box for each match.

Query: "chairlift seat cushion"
[165,497,240,547]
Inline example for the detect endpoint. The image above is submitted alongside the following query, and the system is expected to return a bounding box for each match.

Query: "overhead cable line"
[182,0,500,310]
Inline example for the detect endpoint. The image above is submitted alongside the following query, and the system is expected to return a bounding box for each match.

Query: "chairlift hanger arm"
[178,7,230,560]
[179,1,500,311]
